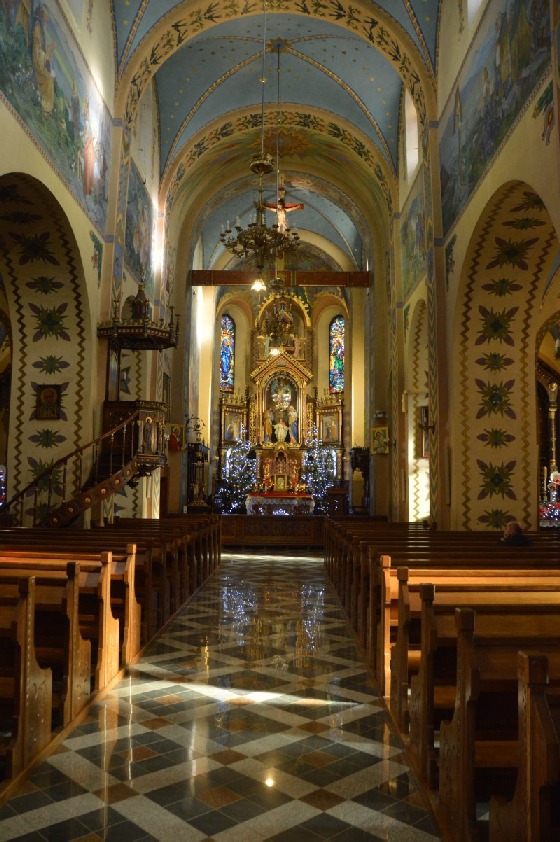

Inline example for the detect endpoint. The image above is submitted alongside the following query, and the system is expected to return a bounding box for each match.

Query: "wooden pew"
[390,567,560,731]
[0,529,164,643]
[0,578,52,781]
[0,564,91,729]
[0,551,120,693]
[113,514,222,594]
[368,545,560,695]
[489,651,560,842]
[0,545,140,667]
[408,585,560,791]
[438,607,560,842]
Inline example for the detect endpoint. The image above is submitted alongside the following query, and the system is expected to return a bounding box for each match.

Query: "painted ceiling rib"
[160,53,261,179]
[118,0,149,78]
[289,46,397,172]
[402,0,436,75]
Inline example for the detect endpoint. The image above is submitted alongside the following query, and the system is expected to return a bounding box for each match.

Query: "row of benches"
[0,513,221,789]
[324,517,560,842]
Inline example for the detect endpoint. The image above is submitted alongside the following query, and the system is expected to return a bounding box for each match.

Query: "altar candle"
[544,465,548,494]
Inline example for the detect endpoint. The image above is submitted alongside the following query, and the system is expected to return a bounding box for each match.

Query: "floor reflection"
[0,550,442,841]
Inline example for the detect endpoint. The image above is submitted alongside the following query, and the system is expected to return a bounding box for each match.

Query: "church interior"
[1,0,560,839]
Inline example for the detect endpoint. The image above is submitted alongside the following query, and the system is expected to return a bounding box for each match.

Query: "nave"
[0,551,441,841]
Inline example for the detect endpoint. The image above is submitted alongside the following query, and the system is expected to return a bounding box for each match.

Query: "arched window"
[329,315,345,393]
[220,314,235,391]
[404,88,419,177]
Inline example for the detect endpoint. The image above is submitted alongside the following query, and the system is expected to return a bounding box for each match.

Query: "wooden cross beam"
[189,270,369,288]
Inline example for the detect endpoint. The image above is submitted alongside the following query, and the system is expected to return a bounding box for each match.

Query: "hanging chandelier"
[220,153,300,272]
[219,11,300,275]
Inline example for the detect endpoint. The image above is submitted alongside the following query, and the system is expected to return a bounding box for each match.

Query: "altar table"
[246,492,315,515]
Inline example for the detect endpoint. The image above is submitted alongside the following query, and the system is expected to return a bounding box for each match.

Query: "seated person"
[498,520,532,546]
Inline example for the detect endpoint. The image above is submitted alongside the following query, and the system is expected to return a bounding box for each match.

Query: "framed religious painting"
[167,423,185,452]
[222,406,246,444]
[275,474,287,492]
[371,425,389,455]
[35,384,62,420]
[318,406,342,445]
[106,340,120,401]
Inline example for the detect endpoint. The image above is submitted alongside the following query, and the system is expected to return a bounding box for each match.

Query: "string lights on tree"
[301,425,336,514]
[216,427,257,514]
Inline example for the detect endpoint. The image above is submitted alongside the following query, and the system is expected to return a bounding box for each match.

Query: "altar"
[246,492,315,515]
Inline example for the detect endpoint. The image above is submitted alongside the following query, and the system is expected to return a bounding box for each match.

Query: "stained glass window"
[329,316,345,393]
[220,314,235,391]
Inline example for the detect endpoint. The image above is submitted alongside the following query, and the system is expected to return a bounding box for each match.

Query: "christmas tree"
[216,428,257,513]
[301,425,336,513]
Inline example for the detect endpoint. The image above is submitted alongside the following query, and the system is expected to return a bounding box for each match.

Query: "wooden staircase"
[2,404,168,527]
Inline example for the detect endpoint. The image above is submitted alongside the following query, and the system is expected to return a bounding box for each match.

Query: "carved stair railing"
[3,406,168,527]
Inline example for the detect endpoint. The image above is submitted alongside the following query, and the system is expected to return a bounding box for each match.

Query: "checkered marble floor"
[0,551,443,841]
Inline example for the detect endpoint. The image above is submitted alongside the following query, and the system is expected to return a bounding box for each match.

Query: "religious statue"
[287,404,298,443]
[274,418,289,443]
[263,407,273,443]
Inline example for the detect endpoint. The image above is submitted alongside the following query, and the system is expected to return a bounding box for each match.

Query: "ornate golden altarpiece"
[218,288,344,496]
[247,351,315,492]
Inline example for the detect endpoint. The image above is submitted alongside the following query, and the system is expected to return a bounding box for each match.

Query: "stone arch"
[0,173,91,500]
[451,180,559,530]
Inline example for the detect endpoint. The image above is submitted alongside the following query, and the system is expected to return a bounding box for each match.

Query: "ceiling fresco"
[110,1,442,271]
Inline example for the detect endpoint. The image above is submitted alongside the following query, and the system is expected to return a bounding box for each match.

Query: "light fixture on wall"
[219,8,300,276]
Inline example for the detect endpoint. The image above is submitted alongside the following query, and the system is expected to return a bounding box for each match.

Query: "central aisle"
[0,551,442,841]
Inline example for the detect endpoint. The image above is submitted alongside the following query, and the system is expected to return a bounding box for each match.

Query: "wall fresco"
[440,0,551,236]
[0,1,112,231]
[401,171,427,299]
[124,159,154,291]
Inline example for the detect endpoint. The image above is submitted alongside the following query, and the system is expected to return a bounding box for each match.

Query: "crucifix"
[265,180,304,233]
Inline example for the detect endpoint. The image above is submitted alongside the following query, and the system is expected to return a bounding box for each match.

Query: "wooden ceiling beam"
[189,270,369,288]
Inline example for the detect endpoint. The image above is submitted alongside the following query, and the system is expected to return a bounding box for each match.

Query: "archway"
[451,181,559,530]
[0,173,92,502]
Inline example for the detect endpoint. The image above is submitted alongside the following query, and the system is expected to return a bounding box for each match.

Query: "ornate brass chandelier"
[220,153,300,272]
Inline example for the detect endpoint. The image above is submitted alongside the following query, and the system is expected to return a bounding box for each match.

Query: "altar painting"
[263,375,299,445]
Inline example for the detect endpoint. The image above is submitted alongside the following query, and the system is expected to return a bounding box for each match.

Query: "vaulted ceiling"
[112,1,441,272]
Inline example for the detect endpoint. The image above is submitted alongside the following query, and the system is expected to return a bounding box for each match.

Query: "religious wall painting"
[440,0,551,235]
[124,161,154,289]
[0,1,112,229]
[167,423,185,452]
[162,372,170,408]
[319,409,341,445]
[371,425,390,455]
[34,382,62,420]
[263,375,299,445]
[222,408,244,444]
[220,314,235,392]
[401,174,427,299]
[106,340,119,402]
